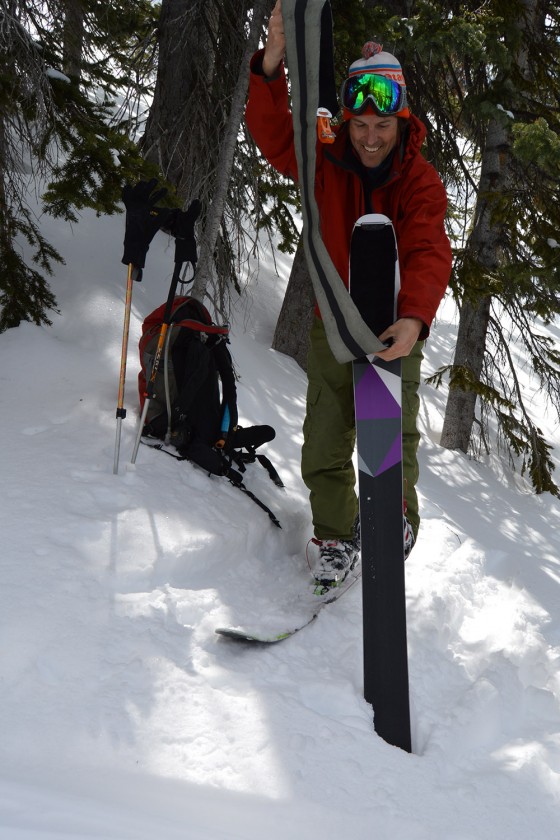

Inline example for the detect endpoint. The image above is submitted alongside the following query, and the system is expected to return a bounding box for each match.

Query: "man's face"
[348,112,399,169]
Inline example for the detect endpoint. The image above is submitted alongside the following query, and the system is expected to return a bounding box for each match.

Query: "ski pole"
[130,261,183,464]
[113,263,137,474]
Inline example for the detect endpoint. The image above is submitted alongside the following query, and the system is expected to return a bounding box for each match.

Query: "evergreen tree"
[0,0,160,332]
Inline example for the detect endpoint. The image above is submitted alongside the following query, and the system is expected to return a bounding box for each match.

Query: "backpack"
[138,296,283,522]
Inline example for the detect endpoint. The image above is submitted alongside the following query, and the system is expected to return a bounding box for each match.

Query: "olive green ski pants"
[301,318,423,541]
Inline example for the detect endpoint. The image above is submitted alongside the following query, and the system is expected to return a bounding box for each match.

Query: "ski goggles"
[341,73,407,116]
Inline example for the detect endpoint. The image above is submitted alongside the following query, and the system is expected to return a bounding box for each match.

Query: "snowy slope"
[1,203,560,839]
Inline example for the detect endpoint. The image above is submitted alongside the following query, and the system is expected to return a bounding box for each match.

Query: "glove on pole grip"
[164,199,202,267]
[121,178,174,272]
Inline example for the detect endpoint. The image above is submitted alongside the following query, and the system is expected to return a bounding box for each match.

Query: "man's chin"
[358,149,385,168]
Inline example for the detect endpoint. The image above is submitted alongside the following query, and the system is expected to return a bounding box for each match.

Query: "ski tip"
[215,627,293,644]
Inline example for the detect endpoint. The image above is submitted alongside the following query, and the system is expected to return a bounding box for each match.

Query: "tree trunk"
[272,237,315,371]
[62,0,85,78]
[191,0,269,300]
[440,0,540,452]
[440,116,512,451]
[440,295,491,451]
[141,0,271,312]
[140,0,216,196]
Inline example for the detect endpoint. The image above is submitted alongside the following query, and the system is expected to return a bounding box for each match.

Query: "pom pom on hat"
[362,42,383,60]
[348,41,406,87]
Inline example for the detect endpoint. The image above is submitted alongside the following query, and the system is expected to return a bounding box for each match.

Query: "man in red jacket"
[246,0,452,592]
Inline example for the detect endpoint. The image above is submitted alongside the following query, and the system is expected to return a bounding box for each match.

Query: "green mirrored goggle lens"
[343,73,404,115]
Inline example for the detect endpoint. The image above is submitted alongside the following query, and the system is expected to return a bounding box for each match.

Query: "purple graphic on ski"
[354,364,400,420]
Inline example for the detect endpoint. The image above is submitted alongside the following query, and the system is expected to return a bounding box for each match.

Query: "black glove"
[121,179,173,271]
[164,199,202,265]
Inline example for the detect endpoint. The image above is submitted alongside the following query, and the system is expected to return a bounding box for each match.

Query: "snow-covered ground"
[1,202,560,839]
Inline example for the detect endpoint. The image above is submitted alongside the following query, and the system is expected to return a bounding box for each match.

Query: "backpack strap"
[230,450,285,489]
[224,467,282,529]
[255,453,285,488]
[228,447,285,488]
[140,438,282,528]
[223,425,284,487]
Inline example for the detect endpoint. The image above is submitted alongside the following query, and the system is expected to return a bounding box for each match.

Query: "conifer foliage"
[0,0,159,331]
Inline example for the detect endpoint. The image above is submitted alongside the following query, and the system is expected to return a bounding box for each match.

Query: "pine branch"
[488,312,558,496]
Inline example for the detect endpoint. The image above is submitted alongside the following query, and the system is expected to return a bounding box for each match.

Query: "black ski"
[350,213,412,753]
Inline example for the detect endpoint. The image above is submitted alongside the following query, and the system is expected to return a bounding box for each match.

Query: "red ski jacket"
[246,52,452,338]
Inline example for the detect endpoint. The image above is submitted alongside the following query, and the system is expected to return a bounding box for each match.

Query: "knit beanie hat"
[343,42,410,120]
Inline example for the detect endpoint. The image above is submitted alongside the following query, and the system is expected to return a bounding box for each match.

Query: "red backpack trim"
[138,296,229,409]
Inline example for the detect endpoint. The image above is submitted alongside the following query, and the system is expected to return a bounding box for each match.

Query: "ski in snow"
[350,213,412,753]
[215,569,361,644]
